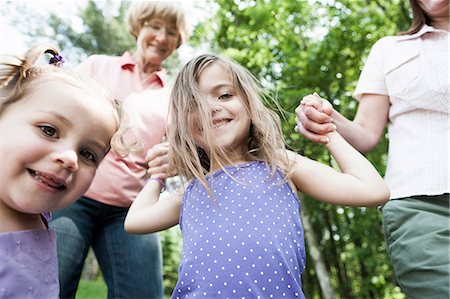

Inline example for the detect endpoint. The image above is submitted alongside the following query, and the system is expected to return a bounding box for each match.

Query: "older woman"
[50,2,190,298]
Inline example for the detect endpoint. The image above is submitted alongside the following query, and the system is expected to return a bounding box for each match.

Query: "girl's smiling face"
[192,62,252,163]
[0,80,117,216]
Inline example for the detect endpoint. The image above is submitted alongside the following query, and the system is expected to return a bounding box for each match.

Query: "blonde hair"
[168,54,291,194]
[0,44,129,157]
[126,1,190,48]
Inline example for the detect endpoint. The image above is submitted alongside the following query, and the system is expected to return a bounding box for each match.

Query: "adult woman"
[295,0,449,298]
[49,2,190,298]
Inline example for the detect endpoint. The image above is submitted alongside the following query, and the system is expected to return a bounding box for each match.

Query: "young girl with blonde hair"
[125,54,389,298]
[0,44,127,298]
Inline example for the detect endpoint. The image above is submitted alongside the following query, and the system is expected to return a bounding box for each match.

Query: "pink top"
[78,52,170,207]
[354,25,449,199]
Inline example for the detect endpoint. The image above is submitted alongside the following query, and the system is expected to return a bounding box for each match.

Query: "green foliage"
[160,227,183,296]
[47,0,135,57]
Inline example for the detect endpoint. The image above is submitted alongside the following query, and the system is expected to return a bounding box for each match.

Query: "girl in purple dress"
[0,44,128,299]
[125,54,389,298]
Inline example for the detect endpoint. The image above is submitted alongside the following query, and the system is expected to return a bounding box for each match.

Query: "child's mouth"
[28,169,67,190]
[213,119,231,129]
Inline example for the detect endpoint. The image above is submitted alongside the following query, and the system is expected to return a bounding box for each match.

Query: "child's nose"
[53,149,79,171]
[208,99,221,114]
[212,105,221,114]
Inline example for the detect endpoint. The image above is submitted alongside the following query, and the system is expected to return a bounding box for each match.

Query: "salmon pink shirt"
[78,52,170,207]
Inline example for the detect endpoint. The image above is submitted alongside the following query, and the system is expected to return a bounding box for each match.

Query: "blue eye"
[39,125,59,138]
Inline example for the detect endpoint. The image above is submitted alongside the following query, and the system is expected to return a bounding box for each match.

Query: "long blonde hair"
[168,54,291,193]
[0,44,129,156]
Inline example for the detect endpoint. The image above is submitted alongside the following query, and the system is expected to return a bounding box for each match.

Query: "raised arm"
[124,142,182,234]
[288,130,390,207]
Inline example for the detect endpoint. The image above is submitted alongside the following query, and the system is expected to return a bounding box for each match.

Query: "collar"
[119,52,167,87]
[397,24,447,41]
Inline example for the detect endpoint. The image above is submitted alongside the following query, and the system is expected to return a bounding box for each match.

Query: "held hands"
[145,142,173,180]
[295,93,336,144]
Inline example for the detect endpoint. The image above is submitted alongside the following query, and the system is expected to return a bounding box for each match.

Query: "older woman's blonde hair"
[168,54,292,195]
[126,1,190,48]
[0,44,129,157]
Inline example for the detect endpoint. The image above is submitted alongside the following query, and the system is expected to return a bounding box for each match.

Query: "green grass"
[75,279,107,299]
[75,278,172,299]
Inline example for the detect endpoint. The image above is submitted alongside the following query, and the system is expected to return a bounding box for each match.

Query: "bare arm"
[124,142,182,234]
[124,180,182,234]
[296,93,390,153]
[288,131,390,207]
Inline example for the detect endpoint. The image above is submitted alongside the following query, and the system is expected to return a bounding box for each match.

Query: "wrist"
[147,177,166,192]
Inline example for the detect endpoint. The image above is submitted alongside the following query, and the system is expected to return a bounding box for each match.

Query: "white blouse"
[354,25,449,199]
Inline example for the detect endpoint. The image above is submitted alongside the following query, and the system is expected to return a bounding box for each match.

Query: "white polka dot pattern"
[173,161,306,298]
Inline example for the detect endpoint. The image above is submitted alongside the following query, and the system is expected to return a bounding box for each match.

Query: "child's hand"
[295,93,335,144]
[145,142,172,179]
[301,93,333,114]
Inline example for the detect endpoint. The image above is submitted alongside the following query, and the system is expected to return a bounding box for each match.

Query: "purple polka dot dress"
[172,161,306,299]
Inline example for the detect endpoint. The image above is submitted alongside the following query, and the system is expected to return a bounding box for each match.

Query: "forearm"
[326,132,376,175]
[129,179,163,213]
[325,132,389,203]
[330,94,389,153]
[330,110,380,153]
[124,180,164,233]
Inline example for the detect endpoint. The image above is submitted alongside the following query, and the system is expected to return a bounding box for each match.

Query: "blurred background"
[1,0,411,298]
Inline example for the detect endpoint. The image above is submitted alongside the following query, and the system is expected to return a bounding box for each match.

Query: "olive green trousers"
[382,194,449,299]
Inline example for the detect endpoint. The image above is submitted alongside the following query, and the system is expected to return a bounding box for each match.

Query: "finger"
[300,95,322,109]
[321,105,333,116]
[300,105,333,124]
[295,122,330,144]
[315,96,333,116]
[147,163,178,179]
[147,154,169,169]
[296,108,335,135]
[147,164,169,179]
[145,142,169,162]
